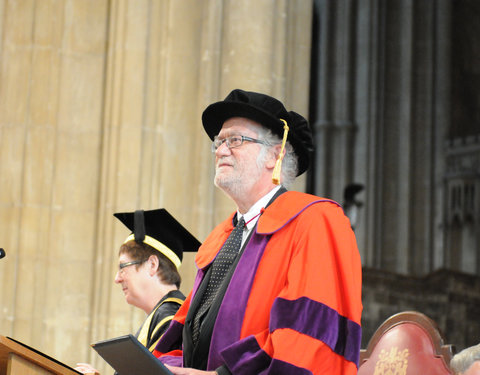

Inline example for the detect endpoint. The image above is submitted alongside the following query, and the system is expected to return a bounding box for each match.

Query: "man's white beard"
[214,159,264,200]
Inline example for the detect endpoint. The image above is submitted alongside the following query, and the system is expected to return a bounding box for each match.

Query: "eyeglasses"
[211,135,266,152]
[118,260,145,272]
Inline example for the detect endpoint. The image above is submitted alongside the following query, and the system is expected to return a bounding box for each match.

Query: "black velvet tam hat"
[113,208,201,269]
[201,89,314,176]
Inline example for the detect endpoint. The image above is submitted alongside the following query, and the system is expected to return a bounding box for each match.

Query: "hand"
[74,363,100,375]
[165,364,217,375]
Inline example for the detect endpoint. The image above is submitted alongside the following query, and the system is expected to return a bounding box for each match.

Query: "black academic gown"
[183,187,287,371]
[135,289,185,352]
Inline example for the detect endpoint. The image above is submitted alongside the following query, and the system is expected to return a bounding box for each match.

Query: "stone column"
[311,0,357,203]
[0,0,110,364]
[311,0,450,275]
[88,0,212,362]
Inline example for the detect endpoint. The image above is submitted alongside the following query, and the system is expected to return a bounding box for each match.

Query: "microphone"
[0,248,5,259]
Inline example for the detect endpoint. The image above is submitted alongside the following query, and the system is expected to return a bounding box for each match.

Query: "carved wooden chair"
[358,311,455,375]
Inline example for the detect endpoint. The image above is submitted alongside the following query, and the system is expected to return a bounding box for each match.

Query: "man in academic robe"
[154,89,363,375]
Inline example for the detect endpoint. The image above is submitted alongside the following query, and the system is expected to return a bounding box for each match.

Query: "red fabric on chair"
[358,311,454,375]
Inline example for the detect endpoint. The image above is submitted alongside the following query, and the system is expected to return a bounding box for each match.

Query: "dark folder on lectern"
[91,334,173,375]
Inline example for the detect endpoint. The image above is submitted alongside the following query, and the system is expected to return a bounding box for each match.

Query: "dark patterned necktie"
[191,216,245,346]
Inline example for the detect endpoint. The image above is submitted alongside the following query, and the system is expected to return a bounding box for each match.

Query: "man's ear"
[266,144,284,169]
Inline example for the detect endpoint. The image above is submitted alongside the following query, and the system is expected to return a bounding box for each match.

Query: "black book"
[92,334,173,375]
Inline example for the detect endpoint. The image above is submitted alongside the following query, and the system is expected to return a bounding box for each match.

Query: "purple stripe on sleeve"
[220,335,312,375]
[259,359,313,375]
[221,335,271,374]
[270,297,361,366]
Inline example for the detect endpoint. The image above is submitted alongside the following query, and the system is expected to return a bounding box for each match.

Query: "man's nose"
[215,141,231,157]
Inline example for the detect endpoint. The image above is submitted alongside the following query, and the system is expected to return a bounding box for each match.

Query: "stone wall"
[0,1,313,371]
[362,267,480,352]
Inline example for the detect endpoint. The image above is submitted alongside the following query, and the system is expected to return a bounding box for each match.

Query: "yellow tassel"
[272,119,289,185]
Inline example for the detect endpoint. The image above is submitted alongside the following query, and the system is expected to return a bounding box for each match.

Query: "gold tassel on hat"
[272,119,289,185]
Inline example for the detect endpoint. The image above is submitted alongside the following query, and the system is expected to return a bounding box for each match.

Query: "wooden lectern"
[0,335,80,375]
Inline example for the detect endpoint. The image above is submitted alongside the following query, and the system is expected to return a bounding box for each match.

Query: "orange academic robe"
[154,191,363,374]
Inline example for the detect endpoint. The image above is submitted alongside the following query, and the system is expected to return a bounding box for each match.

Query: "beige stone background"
[0,0,312,372]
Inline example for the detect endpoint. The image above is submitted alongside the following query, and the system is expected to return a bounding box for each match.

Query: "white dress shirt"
[237,185,282,246]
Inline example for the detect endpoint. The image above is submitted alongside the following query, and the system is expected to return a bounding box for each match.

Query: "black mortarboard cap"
[113,208,201,269]
[201,89,314,176]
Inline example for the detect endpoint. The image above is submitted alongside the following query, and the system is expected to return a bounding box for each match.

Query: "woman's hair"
[255,126,298,188]
[119,240,181,288]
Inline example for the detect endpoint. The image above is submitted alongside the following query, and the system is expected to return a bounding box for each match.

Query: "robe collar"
[195,191,339,269]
